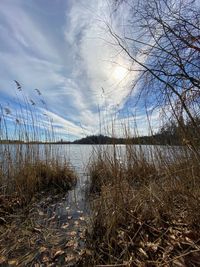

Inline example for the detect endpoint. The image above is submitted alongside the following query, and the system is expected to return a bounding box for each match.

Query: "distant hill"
[72,133,180,145]
[0,130,182,146]
[72,135,124,144]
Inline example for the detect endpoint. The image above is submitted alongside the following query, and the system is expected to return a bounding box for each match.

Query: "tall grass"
[85,141,200,266]
[0,82,76,209]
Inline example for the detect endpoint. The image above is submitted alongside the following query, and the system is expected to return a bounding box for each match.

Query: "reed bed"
[84,144,200,266]
[0,82,77,210]
[0,159,76,210]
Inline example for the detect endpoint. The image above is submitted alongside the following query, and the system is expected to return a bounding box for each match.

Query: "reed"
[86,142,200,266]
[0,81,77,211]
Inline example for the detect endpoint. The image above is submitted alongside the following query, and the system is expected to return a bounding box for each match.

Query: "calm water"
[0,144,188,216]
[0,144,191,258]
[50,144,128,215]
[40,144,187,211]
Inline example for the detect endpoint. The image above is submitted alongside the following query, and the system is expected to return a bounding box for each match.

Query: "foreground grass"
[0,158,81,266]
[0,84,85,266]
[84,145,200,266]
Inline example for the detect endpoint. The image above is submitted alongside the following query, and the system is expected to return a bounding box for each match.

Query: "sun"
[112,66,127,82]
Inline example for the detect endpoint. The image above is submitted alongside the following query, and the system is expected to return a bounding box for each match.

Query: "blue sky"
[0,0,160,141]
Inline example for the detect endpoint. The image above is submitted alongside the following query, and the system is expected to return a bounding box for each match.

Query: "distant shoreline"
[0,133,182,146]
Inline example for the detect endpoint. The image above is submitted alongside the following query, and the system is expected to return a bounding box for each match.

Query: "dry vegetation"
[81,0,200,264]
[0,83,79,266]
[0,83,77,212]
[84,145,200,266]
[0,159,77,211]
[0,191,87,266]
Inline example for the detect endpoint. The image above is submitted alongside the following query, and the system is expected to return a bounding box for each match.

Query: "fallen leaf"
[79,232,85,239]
[33,227,42,233]
[65,254,76,263]
[68,231,77,237]
[170,234,176,240]
[54,250,65,258]
[61,223,69,229]
[0,256,6,264]
[66,240,78,249]
[8,259,18,265]
[39,247,47,253]
[173,257,186,267]
[146,242,159,252]
[85,249,92,256]
[41,255,49,263]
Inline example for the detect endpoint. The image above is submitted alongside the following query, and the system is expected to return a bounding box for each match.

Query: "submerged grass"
[85,145,200,266]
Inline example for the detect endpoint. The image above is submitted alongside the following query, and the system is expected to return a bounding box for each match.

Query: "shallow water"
[0,144,190,265]
[0,143,188,195]
[0,143,189,217]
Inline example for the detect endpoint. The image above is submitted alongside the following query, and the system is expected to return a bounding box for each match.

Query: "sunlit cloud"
[0,0,153,140]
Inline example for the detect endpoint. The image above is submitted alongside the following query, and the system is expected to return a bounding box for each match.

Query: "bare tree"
[110,0,200,136]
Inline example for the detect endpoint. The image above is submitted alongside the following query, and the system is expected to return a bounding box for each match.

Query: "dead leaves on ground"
[0,193,88,266]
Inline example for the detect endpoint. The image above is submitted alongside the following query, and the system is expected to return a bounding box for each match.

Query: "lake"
[0,144,189,249]
[0,143,188,218]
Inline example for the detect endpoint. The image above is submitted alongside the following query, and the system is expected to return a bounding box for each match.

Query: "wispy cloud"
[0,0,59,60]
[0,0,154,140]
[44,109,91,139]
[65,0,134,109]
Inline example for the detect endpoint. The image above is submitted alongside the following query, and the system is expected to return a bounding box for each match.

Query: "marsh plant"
[0,81,77,209]
[85,139,200,266]
[82,0,200,263]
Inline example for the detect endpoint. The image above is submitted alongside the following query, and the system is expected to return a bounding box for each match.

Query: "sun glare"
[113,66,127,82]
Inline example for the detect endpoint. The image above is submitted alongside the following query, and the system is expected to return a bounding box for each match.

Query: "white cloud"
[44,109,91,139]
[65,0,135,110]
[0,1,59,61]
[0,0,154,140]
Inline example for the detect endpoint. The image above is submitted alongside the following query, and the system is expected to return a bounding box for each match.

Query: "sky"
[0,0,160,141]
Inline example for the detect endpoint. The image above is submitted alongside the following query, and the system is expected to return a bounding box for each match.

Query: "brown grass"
[0,84,77,212]
[85,145,200,266]
[0,84,79,265]
[0,160,77,208]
